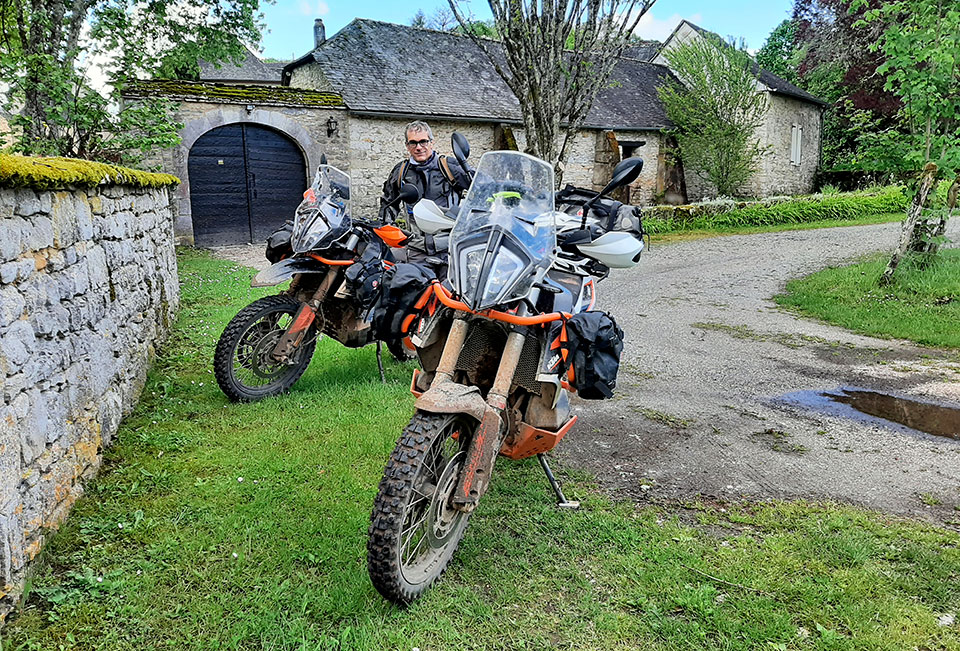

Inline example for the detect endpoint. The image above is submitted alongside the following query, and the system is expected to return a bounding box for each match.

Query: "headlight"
[455,244,486,303]
[292,201,338,253]
[480,247,523,307]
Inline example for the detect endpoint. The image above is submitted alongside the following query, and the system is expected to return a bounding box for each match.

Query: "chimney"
[314,19,326,49]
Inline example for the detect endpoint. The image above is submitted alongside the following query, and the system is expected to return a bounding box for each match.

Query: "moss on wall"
[0,154,180,190]
[126,80,346,108]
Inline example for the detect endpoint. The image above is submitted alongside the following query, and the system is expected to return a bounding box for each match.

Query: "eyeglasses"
[406,138,433,148]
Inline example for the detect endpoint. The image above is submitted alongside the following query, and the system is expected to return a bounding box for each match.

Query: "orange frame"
[423,282,572,326]
[308,253,355,266]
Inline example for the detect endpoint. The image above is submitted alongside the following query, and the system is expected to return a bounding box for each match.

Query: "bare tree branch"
[449,0,655,183]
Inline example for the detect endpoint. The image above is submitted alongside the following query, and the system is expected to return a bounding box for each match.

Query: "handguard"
[251,257,329,287]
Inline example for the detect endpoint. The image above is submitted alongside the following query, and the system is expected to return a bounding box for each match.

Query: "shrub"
[641,187,907,234]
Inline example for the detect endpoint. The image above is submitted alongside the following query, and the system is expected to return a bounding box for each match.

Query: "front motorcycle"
[213,164,419,402]
[367,151,645,604]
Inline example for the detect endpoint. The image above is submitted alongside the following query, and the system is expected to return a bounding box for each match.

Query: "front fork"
[270,237,359,362]
[426,291,539,512]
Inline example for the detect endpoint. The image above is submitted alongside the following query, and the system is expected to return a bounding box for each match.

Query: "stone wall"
[162,91,821,244]
[682,94,823,202]
[745,94,822,198]
[0,179,179,618]
[347,119,663,218]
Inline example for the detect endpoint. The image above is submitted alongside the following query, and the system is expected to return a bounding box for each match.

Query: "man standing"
[378,121,472,225]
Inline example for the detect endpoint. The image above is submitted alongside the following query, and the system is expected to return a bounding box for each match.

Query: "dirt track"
[561,221,960,524]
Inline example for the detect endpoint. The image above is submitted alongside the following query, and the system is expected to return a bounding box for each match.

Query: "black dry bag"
[560,311,625,400]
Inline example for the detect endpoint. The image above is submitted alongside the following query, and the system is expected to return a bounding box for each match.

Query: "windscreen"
[449,152,557,310]
[291,165,351,253]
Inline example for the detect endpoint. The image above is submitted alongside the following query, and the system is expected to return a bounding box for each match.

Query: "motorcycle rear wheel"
[368,411,474,605]
[214,294,317,402]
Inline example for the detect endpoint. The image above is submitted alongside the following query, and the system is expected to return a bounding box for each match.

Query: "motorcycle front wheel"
[385,337,417,363]
[368,411,475,605]
[213,294,317,402]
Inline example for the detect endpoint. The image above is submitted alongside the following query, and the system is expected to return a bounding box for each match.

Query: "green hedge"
[641,187,908,234]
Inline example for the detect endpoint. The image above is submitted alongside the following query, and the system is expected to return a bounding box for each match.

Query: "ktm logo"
[547,353,561,370]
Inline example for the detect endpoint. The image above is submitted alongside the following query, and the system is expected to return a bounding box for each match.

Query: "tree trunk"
[880,162,939,285]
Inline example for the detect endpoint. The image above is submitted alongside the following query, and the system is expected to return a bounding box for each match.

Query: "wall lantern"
[326,116,338,138]
[245,104,255,114]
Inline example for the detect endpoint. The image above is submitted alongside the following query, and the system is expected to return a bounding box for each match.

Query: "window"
[790,123,803,166]
[620,140,646,160]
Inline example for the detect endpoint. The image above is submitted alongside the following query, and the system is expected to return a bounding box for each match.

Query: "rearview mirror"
[451,132,470,170]
[600,157,644,196]
[398,182,421,205]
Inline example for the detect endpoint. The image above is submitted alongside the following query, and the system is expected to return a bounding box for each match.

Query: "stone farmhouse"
[128,18,825,247]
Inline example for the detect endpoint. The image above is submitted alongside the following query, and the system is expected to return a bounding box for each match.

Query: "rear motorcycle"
[367,150,645,604]
[213,163,422,402]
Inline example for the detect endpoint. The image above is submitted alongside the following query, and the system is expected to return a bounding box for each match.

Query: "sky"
[258,0,797,62]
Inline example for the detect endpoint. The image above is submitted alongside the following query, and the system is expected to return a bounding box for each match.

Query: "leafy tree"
[852,0,960,282]
[657,34,769,197]
[0,0,264,163]
[791,0,897,169]
[756,19,799,84]
[448,0,655,184]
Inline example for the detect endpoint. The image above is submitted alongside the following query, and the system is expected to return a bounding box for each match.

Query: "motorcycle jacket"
[378,152,471,225]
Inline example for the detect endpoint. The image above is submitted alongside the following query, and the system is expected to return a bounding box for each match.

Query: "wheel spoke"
[402,529,428,565]
[368,413,475,605]
[216,298,316,400]
[401,510,429,542]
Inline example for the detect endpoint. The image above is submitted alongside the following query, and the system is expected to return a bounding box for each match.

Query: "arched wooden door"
[188,124,306,246]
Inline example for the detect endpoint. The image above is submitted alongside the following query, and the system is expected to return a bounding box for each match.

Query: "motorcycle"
[213,162,423,402]
[367,149,645,604]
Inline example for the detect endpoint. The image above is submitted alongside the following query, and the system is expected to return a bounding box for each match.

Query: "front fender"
[414,382,491,423]
[251,257,329,287]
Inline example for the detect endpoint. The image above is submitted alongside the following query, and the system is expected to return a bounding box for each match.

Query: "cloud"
[300,0,329,16]
[633,12,703,41]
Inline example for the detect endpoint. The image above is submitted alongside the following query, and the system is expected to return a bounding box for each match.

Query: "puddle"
[781,387,960,440]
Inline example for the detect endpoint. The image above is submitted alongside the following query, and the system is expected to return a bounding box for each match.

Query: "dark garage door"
[188,124,307,246]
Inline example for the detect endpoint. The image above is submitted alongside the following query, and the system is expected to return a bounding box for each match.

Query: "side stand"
[537,453,580,509]
[375,341,386,383]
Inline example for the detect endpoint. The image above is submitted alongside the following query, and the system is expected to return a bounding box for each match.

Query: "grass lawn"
[3,249,959,650]
[776,249,960,349]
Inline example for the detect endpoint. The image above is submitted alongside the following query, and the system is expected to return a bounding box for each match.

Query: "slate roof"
[622,41,661,62]
[282,19,676,131]
[199,46,284,84]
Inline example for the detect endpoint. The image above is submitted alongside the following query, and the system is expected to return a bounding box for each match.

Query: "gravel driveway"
[564,220,960,524]
[210,220,960,523]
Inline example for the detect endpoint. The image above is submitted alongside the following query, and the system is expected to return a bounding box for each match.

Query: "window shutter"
[796,125,803,166]
[790,124,803,167]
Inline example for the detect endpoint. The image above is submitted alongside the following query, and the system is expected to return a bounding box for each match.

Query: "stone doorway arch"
[173,107,323,245]
[188,123,306,246]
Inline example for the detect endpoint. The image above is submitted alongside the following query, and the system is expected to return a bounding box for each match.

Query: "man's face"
[406,129,434,163]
